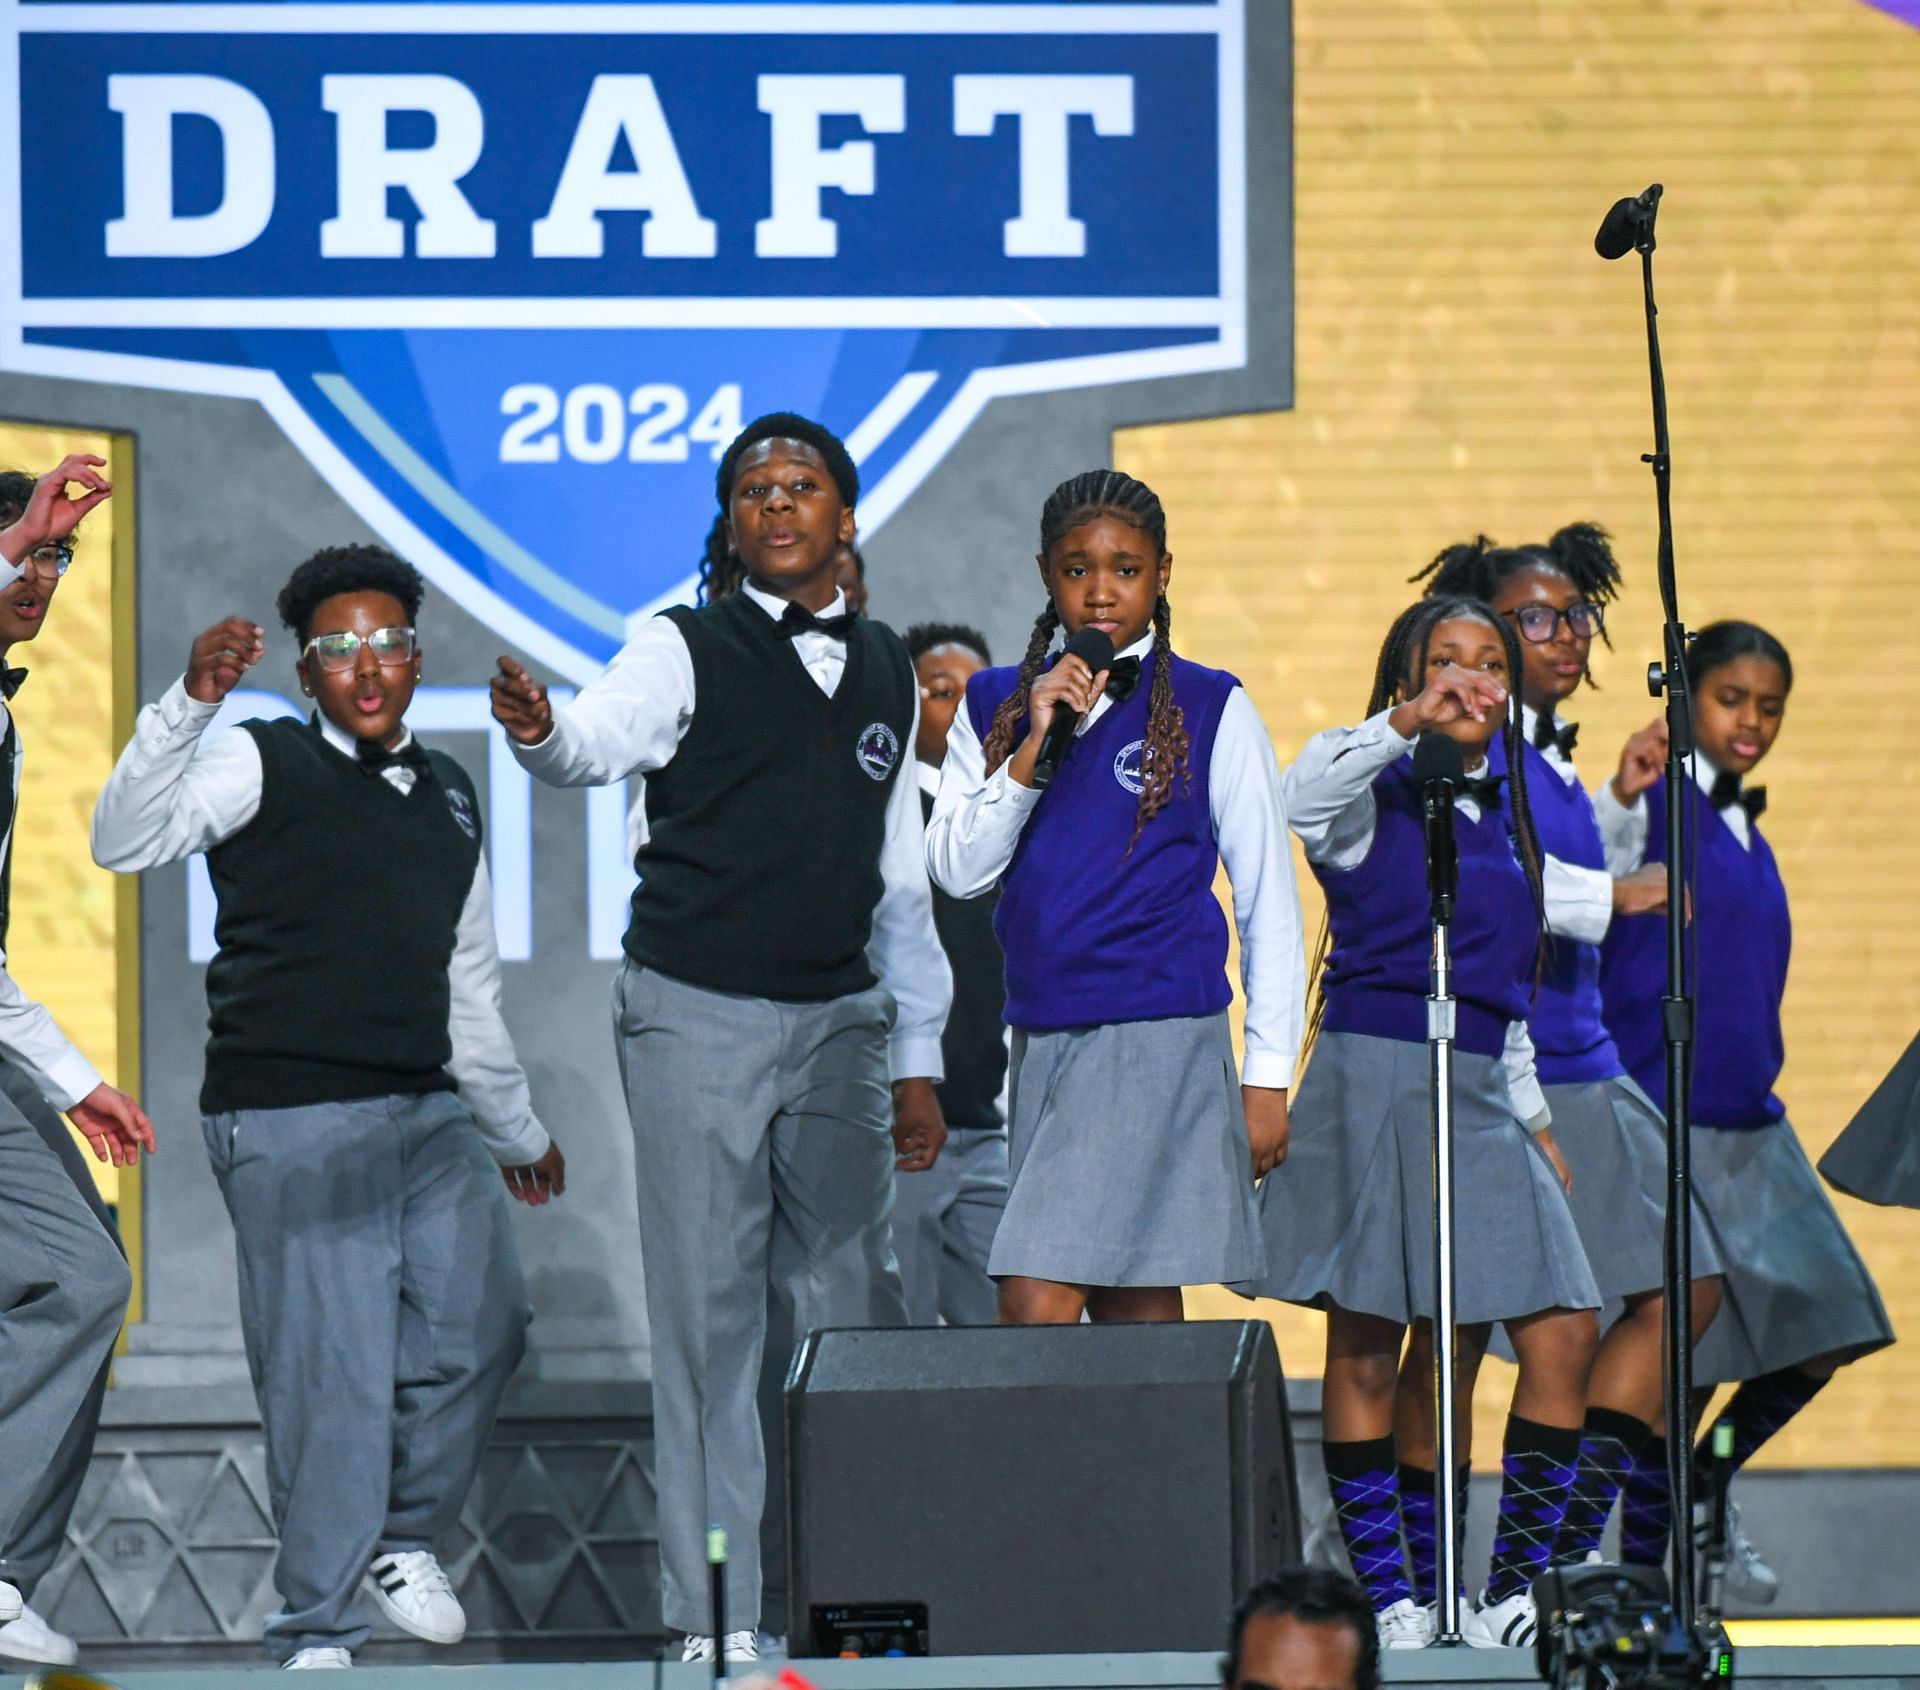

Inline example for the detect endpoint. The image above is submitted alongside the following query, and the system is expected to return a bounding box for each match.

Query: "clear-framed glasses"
[1506,601,1605,644]
[302,625,417,672]
[19,542,74,579]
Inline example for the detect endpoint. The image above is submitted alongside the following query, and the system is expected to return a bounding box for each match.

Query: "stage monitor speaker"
[784,1320,1299,1657]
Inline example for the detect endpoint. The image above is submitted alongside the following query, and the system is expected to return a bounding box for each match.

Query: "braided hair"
[1412,523,1624,679]
[696,514,745,606]
[1301,595,1548,1054]
[980,469,1188,849]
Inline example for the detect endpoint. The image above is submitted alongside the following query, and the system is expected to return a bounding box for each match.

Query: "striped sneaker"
[1375,1598,1433,1650]
[681,1631,759,1664]
[367,1551,465,1645]
[1462,1586,1538,1649]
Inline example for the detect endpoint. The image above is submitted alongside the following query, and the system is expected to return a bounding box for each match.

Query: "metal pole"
[1429,919,1462,1645]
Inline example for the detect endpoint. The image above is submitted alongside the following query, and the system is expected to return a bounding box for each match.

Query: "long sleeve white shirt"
[511,583,950,1081]
[1283,711,1549,1127]
[924,635,1307,1091]
[0,694,106,1110]
[1593,750,1752,875]
[90,680,550,1164]
[1522,705,1615,947]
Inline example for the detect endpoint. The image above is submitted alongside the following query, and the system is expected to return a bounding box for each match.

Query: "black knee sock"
[1322,1437,1413,1613]
[1555,1407,1649,1562]
[1694,1368,1828,1478]
[1618,1425,1672,1567]
[1485,1416,1582,1602]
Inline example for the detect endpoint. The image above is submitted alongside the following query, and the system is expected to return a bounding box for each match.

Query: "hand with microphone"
[1011,626,1116,790]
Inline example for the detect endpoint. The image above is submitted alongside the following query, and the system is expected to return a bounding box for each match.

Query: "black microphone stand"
[1606,182,1700,1626]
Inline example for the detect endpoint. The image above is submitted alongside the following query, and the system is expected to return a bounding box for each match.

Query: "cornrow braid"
[980,600,1061,773]
[1301,596,1547,1060]
[696,514,746,606]
[1128,590,1190,851]
[1039,467,1167,555]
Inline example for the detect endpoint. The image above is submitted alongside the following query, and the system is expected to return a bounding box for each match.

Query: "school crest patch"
[446,786,480,840]
[856,722,901,782]
[1113,738,1147,794]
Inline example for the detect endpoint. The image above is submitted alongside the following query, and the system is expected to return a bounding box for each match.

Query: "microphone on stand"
[1595,183,1663,260]
[1413,733,1465,923]
[1028,626,1117,790]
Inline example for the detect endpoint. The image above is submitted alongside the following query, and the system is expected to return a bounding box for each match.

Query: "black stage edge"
[7,1647,1920,1688]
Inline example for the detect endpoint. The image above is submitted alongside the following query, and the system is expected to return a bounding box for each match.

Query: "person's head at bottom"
[1224,1567,1379,1690]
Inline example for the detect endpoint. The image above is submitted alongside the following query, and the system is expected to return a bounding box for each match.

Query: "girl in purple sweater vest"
[1259,597,1600,1652]
[1598,621,1892,1600]
[925,470,1306,1328]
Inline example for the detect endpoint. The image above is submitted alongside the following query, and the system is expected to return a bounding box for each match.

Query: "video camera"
[1533,1562,1734,1689]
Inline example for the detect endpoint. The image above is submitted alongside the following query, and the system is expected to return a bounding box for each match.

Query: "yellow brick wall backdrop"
[1158,0,1920,1470]
[1,422,128,1209]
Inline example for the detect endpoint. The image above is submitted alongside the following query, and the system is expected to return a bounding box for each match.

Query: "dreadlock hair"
[276,545,425,645]
[1683,619,1793,695]
[1412,523,1624,679]
[1301,595,1548,1058]
[904,622,992,666]
[696,514,745,606]
[714,411,859,511]
[980,469,1187,850]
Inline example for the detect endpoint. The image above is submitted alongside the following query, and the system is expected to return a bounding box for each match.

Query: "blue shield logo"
[4,0,1247,681]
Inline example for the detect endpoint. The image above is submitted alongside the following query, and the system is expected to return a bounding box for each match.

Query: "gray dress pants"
[0,1069,131,1599]
[202,1092,530,1659]
[613,964,907,1637]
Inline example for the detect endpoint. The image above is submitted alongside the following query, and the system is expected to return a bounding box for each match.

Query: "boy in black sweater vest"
[492,413,950,1663]
[894,623,1008,1325]
[0,459,144,1666]
[93,547,564,1668]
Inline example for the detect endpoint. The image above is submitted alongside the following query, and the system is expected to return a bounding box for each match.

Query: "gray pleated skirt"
[1818,1030,1920,1209]
[1253,1031,1599,1326]
[1690,1119,1895,1384]
[1548,1074,1724,1302]
[988,1012,1265,1288]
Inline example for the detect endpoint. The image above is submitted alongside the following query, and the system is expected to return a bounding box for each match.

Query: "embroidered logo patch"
[1113,738,1147,794]
[856,722,901,782]
[446,787,480,840]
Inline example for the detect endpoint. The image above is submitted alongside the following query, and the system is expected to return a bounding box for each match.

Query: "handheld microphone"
[1412,733,1466,924]
[1029,627,1116,790]
[1595,183,1663,260]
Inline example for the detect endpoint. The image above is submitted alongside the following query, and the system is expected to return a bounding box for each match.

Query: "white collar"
[315,711,413,762]
[740,580,848,623]
[1110,630,1154,663]
[1690,749,1727,798]
[916,759,941,799]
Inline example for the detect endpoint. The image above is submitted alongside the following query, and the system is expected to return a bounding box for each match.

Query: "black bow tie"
[1709,769,1767,823]
[1105,655,1143,703]
[0,666,25,700]
[780,603,856,641]
[355,736,431,779]
[1532,713,1578,758]
[1461,772,1505,809]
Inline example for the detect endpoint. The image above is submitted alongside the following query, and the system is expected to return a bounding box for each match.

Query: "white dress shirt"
[1283,711,1549,1128]
[924,634,1307,1091]
[511,582,950,1081]
[0,693,106,1110]
[1522,705,1615,947]
[90,680,550,1165]
[1593,750,1751,875]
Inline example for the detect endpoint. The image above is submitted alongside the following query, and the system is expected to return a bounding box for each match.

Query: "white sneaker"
[1375,1598,1433,1649]
[681,1631,760,1663]
[0,1584,20,1626]
[1462,1586,1539,1649]
[367,1550,466,1645]
[283,1647,353,1669]
[756,1630,788,1658]
[0,1604,79,1666]
[1696,1499,1778,1605]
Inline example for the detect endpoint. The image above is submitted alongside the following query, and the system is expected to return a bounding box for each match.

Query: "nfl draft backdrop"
[0,0,1291,1626]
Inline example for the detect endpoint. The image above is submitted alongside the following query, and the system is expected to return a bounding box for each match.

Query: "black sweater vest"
[626,596,914,1002]
[921,787,1008,1129]
[201,718,482,1114]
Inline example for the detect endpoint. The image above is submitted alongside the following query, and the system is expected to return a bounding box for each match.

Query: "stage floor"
[8,1637,1920,1690]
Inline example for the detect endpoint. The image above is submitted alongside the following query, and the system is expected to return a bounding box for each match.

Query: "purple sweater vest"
[1315,753,1535,1060]
[1599,778,1791,1129]
[964,651,1238,1032]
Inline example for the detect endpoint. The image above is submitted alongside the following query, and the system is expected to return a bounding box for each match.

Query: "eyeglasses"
[302,626,417,672]
[18,543,74,579]
[1505,602,1605,644]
